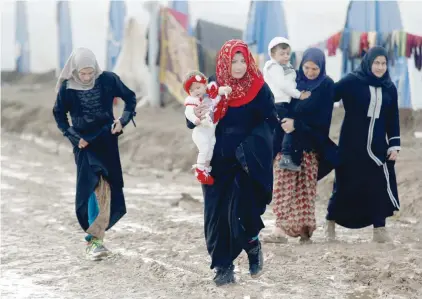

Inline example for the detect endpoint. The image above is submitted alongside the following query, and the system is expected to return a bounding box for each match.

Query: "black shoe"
[279,155,301,172]
[213,265,235,286]
[247,241,264,278]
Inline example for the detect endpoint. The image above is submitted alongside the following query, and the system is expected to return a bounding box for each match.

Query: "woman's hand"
[281,118,295,133]
[388,150,399,161]
[300,91,311,100]
[111,119,123,134]
[193,102,208,120]
[78,138,89,149]
[218,86,232,96]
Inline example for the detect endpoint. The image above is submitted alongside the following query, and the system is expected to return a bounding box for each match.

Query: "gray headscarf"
[55,47,103,93]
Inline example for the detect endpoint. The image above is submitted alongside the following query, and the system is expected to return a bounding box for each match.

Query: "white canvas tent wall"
[113,18,148,102]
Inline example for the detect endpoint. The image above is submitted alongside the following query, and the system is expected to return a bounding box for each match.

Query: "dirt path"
[1,132,421,299]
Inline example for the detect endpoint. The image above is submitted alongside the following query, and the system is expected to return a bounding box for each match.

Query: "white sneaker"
[86,238,110,260]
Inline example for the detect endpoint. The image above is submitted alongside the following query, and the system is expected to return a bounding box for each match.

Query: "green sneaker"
[86,238,110,260]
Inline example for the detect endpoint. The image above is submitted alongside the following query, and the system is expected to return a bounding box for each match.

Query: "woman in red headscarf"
[186,40,278,286]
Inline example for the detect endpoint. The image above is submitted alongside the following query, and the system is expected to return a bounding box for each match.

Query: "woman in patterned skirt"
[263,48,335,243]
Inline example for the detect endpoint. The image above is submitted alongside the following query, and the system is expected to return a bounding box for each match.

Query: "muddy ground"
[1,73,422,298]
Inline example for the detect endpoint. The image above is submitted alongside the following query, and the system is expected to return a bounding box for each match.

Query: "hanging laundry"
[327,32,342,56]
[360,32,369,57]
[381,32,391,49]
[398,31,407,57]
[339,29,350,52]
[348,31,361,58]
[406,33,422,57]
[405,33,414,58]
[368,32,377,48]
[417,36,422,71]
[391,30,400,50]
[313,39,328,52]
[382,33,395,66]
[303,29,421,71]
[377,32,387,47]
[406,34,422,70]
[401,32,422,70]
[290,51,297,69]
[390,30,401,65]
[415,44,421,71]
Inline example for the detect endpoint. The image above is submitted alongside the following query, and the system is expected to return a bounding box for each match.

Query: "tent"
[57,1,73,73]
[106,0,126,71]
[244,0,289,68]
[15,1,30,73]
[195,19,242,76]
[169,0,192,35]
[113,18,148,101]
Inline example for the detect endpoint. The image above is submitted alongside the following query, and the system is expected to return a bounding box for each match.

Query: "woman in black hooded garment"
[325,46,400,243]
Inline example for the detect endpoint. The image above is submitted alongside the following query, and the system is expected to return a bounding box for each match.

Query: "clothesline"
[162,6,422,72]
[309,30,422,71]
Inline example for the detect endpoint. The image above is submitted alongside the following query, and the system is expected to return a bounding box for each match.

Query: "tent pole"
[146,1,161,107]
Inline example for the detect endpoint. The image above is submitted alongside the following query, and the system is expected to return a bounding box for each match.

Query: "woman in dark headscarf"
[263,48,336,244]
[53,48,137,260]
[186,40,278,286]
[325,46,400,243]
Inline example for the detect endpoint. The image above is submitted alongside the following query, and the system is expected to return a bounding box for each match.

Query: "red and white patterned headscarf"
[215,39,264,107]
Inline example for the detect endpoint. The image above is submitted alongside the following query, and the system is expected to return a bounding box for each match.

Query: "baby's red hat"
[183,71,207,95]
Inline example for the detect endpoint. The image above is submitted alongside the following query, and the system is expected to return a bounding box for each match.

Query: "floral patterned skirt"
[272,152,319,238]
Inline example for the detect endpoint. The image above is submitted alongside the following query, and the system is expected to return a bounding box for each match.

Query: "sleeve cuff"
[387,146,401,154]
[292,90,301,99]
[186,118,196,129]
[388,136,400,148]
[274,96,290,103]
[120,111,137,127]
[66,127,81,139]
